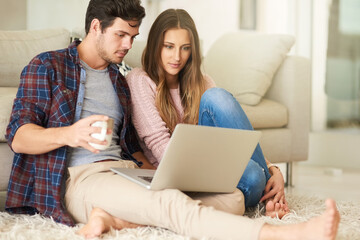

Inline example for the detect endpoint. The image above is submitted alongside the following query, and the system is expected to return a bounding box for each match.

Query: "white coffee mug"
[89,118,114,150]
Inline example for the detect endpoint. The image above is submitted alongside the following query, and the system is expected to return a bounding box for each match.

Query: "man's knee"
[227,189,245,215]
[152,189,194,211]
[200,189,245,216]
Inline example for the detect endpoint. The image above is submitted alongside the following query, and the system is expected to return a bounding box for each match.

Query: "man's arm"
[11,115,110,155]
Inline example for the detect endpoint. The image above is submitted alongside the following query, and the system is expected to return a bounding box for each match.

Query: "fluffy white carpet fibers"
[0,194,359,240]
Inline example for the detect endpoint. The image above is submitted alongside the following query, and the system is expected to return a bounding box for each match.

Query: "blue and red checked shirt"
[5,41,142,226]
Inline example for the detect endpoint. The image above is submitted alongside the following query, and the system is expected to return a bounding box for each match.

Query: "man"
[5,0,150,229]
[6,0,340,239]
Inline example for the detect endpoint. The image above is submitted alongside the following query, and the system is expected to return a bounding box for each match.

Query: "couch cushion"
[241,98,288,129]
[0,87,18,142]
[203,31,294,106]
[0,143,13,191]
[0,28,70,87]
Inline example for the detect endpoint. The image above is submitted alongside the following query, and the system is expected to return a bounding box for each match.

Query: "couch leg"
[285,162,293,187]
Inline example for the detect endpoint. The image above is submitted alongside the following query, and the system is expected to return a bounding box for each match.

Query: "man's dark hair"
[85,0,145,34]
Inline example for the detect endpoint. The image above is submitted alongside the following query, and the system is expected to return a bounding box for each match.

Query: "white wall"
[27,0,90,34]
[148,0,240,55]
[24,0,240,55]
[256,0,312,58]
[0,0,27,30]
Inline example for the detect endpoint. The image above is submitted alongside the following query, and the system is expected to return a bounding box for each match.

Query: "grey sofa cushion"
[0,87,17,142]
[0,28,70,87]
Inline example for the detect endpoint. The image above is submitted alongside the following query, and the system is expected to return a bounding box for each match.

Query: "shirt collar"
[68,40,81,65]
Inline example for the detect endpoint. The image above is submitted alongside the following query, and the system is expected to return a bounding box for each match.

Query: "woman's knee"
[200,88,238,111]
[199,88,251,126]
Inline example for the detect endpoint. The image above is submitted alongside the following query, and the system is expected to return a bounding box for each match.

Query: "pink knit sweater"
[126,67,215,166]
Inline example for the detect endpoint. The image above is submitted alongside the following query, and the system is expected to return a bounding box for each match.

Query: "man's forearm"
[11,123,68,154]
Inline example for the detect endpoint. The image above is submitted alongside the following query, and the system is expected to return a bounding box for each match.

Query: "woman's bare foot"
[265,199,290,219]
[259,198,340,240]
[77,208,144,239]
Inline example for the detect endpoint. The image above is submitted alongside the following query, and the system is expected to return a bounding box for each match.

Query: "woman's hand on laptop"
[140,161,156,170]
[132,152,156,170]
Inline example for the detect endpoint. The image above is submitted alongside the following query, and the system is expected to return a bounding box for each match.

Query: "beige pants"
[65,160,263,240]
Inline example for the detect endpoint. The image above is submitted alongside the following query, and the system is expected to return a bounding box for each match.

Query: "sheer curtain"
[325,0,360,128]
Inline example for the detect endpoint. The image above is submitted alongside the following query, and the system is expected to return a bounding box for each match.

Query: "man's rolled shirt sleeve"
[6,58,51,148]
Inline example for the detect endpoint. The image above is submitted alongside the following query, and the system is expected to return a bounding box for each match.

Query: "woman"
[126,8,288,217]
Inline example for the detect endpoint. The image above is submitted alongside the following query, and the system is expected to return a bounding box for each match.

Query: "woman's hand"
[140,160,157,170]
[132,152,156,170]
[260,167,287,208]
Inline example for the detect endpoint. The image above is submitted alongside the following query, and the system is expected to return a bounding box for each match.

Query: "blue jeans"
[198,88,271,207]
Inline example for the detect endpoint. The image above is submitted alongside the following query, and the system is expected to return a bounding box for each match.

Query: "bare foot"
[77,207,144,239]
[265,199,290,219]
[259,198,340,240]
[302,199,340,240]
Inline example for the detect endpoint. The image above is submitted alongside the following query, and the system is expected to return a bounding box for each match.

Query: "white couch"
[0,28,310,210]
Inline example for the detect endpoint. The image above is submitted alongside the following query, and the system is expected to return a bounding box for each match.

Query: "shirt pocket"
[49,85,76,123]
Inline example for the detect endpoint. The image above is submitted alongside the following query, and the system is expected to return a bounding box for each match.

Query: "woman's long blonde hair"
[142,9,206,133]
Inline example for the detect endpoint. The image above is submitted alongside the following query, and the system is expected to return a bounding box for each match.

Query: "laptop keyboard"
[139,176,153,183]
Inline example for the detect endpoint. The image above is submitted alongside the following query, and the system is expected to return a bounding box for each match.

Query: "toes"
[266,200,275,212]
[275,202,281,212]
[265,211,276,218]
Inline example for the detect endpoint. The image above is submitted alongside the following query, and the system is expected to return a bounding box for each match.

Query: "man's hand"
[12,115,110,154]
[63,115,110,153]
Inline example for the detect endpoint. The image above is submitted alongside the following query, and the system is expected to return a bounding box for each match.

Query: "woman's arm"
[204,74,217,89]
[126,68,172,164]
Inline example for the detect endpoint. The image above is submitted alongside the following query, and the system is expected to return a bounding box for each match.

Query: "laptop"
[111,124,261,193]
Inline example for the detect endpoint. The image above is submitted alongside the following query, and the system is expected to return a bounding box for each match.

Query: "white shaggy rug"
[0,194,359,240]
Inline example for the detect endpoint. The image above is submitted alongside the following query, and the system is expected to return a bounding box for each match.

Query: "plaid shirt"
[5,41,142,226]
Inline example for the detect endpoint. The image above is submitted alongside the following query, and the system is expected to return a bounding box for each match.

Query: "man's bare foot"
[77,208,144,239]
[259,198,340,240]
[265,199,290,219]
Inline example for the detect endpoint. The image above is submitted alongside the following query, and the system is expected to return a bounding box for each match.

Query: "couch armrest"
[265,55,311,161]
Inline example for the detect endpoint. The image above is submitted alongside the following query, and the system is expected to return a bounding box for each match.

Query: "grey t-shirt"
[68,60,123,167]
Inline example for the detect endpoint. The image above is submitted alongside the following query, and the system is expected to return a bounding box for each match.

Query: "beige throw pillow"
[203,31,295,105]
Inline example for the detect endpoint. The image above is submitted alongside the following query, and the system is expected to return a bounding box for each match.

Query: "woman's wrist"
[267,163,280,175]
